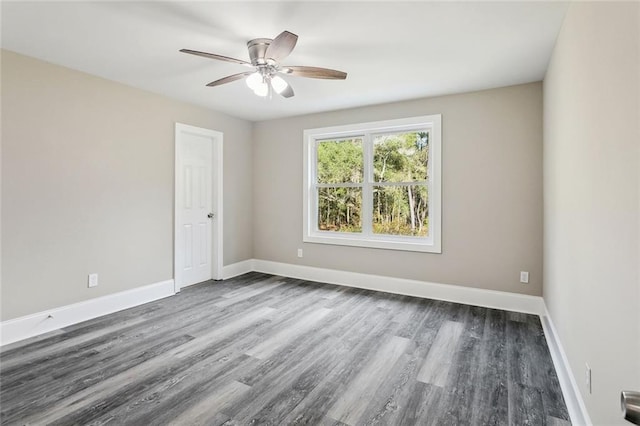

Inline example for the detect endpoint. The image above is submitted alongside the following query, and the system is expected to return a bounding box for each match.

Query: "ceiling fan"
[180,30,347,98]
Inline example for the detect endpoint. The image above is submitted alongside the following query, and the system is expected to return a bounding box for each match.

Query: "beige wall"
[1,50,253,320]
[543,2,640,425]
[253,83,543,296]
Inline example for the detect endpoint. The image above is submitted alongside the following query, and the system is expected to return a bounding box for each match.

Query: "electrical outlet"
[88,273,99,288]
[520,271,529,283]
[297,248,303,258]
[585,363,592,394]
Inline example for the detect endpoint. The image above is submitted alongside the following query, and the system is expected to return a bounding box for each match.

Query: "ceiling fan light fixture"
[253,81,269,97]
[246,72,263,91]
[270,75,288,94]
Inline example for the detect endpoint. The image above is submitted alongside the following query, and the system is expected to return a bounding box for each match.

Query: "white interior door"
[175,123,223,291]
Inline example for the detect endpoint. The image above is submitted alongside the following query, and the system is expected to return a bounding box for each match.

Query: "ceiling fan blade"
[265,31,298,62]
[279,83,295,98]
[281,66,347,80]
[179,49,252,67]
[206,71,255,87]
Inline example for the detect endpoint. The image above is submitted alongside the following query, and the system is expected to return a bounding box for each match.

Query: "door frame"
[174,123,224,292]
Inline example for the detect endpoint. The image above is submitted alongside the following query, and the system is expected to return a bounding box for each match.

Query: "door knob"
[207,212,215,219]
[622,391,640,424]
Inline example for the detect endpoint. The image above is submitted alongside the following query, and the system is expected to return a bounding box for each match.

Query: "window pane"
[317,138,363,184]
[373,185,428,236]
[373,132,428,182]
[317,187,362,233]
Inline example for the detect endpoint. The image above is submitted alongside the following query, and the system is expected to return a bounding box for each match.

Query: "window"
[303,115,441,253]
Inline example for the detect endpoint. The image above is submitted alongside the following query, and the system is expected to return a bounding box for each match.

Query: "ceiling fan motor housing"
[247,38,272,66]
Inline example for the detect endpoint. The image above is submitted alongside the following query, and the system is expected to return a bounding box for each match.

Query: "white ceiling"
[1,1,568,122]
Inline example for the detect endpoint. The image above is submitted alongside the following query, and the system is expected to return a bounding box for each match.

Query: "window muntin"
[304,115,441,253]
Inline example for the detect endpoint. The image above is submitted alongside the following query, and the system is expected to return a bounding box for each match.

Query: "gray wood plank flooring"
[0,272,570,425]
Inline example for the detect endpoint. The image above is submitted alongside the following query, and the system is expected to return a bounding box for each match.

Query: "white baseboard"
[0,279,175,346]
[222,259,254,279]
[0,258,546,343]
[540,307,592,426]
[251,259,546,315]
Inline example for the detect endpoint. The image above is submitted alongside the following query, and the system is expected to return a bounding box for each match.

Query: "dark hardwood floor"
[0,272,570,425]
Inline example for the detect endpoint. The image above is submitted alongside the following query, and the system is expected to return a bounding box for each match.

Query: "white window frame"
[303,115,442,253]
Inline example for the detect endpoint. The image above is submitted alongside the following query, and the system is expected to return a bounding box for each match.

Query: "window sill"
[303,233,441,253]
